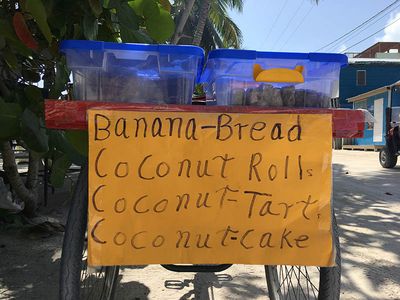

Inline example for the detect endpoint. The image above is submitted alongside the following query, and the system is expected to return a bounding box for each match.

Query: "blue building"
[335,42,400,149]
[339,58,400,109]
[346,81,400,147]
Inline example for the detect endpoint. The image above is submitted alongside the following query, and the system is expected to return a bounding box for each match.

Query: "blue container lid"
[60,40,205,83]
[207,49,348,66]
[60,40,205,58]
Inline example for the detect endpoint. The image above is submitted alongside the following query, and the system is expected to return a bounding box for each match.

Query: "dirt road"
[332,151,400,300]
[0,150,399,299]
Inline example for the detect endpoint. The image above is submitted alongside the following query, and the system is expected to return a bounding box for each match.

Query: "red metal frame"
[44,100,365,138]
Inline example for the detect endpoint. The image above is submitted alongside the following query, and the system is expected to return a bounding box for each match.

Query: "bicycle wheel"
[265,214,341,300]
[60,165,119,300]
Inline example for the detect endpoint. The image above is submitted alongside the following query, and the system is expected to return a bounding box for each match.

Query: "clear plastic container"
[200,49,348,107]
[60,40,204,104]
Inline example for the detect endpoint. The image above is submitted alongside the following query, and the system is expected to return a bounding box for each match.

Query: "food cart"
[45,41,368,300]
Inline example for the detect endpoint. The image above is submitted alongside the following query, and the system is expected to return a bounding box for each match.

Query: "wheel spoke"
[304,267,318,298]
[268,265,322,300]
[298,267,319,293]
[265,214,340,300]
[79,240,118,300]
[278,266,294,291]
[60,168,119,300]
[287,266,298,299]
[292,267,307,299]
[292,267,308,299]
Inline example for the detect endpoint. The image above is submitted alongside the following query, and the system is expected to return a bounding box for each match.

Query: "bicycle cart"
[45,41,368,300]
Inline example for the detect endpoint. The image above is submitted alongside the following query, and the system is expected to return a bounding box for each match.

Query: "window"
[354,100,367,109]
[354,99,373,129]
[356,70,366,86]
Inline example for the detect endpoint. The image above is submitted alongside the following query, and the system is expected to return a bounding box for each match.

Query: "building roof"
[347,80,400,103]
[354,42,400,58]
[348,58,400,64]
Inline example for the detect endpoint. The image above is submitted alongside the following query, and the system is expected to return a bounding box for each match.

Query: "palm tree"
[172,0,320,49]
[192,0,211,46]
[178,0,320,48]
[192,0,244,46]
[172,0,243,50]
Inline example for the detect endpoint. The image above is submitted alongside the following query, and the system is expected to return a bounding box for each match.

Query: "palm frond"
[206,19,224,48]
[217,0,244,12]
[220,15,242,48]
[172,0,243,49]
[209,1,242,48]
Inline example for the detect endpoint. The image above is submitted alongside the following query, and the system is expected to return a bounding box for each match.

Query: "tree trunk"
[192,0,211,46]
[171,0,196,44]
[26,151,40,191]
[1,142,39,217]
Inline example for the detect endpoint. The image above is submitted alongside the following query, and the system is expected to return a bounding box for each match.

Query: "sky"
[229,0,400,53]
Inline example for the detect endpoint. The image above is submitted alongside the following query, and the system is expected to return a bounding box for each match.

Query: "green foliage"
[49,60,69,98]
[49,152,71,188]
[0,100,22,140]
[117,2,140,41]
[157,0,171,12]
[209,0,243,48]
[49,130,86,165]
[0,0,175,187]
[129,0,146,16]
[123,0,175,42]
[3,48,18,69]
[21,109,49,153]
[25,0,53,44]
[65,130,88,157]
[83,13,99,40]
[146,5,175,42]
[89,0,103,17]
[22,69,41,82]
[23,86,44,114]
[0,19,19,42]
[24,86,42,105]
[172,0,243,52]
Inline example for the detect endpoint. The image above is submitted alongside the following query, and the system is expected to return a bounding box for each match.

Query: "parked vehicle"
[379,107,400,168]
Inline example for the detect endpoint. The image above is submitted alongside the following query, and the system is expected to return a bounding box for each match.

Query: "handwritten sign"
[88,110,334,266]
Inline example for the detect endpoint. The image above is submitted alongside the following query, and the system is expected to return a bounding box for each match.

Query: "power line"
[273,0,306,50]
[340,15,400,53]
[317,0,400,51]
[326,1,400,52]
[328,2,400,52]
[315,0,400,52]
[259,0,289,49]
[280,5,314,51]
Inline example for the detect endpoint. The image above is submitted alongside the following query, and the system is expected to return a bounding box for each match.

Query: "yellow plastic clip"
[253,64,305,83]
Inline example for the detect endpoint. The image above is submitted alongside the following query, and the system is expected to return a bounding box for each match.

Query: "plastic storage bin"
[60,40,204,104]
[200,49,348,107]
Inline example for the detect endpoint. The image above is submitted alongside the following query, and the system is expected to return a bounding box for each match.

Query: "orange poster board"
[88,110,334,266]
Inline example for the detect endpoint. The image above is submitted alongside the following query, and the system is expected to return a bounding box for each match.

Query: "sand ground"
[0,150,399,299]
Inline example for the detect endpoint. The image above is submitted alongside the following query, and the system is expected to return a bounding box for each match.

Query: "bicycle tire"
[265,213,341,300]
[59,166,119,300]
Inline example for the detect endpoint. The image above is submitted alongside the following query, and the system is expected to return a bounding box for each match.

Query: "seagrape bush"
[0,0,174,216]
